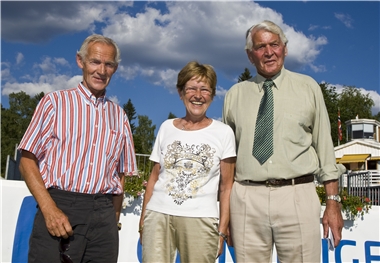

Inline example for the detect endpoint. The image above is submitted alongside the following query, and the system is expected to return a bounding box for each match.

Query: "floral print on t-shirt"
[164,140,215,205]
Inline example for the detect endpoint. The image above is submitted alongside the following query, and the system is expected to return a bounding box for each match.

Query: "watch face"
[336,195,341,202]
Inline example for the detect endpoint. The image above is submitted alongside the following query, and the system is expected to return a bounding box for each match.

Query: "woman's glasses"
[184,86,212,96]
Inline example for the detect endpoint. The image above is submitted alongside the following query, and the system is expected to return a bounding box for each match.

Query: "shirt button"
[90,163,93,166]
[269,160,273,164]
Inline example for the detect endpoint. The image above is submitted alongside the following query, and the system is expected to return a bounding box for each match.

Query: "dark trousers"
[28,188,118,263]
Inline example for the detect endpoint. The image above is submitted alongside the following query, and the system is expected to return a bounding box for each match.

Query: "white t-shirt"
[147,118,236,218]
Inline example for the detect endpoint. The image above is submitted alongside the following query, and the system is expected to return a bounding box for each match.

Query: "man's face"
[246,29,287,79]
[76,42,118,98]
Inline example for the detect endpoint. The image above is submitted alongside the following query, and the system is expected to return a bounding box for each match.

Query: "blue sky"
[1,1,380,132]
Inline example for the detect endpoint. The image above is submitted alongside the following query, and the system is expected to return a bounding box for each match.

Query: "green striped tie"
[252,79,274,165]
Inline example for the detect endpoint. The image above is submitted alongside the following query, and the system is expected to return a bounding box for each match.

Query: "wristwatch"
[326,194,341,203]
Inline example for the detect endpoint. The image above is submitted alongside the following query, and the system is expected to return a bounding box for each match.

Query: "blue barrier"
[11,196,37,263]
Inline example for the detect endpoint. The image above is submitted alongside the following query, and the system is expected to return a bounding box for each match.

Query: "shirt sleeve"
[18,95,55,160]
[149,123,163,163]
[311,81,346,182]
[221,124,237,160]
[118,113,138,175]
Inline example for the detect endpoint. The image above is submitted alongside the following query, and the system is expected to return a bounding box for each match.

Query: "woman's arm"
[217,157,236,256]
[139,162,160,244]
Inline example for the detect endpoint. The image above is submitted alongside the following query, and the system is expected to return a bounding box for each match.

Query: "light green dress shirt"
[222,68,346,183]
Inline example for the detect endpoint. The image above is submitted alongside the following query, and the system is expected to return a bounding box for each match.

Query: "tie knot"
[263,79,274,90]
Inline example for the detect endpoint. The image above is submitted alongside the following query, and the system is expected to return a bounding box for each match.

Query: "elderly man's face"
[247,29,287,79]
[76,42,118,98]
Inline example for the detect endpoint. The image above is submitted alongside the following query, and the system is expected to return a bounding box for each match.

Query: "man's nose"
[264,45,274,56]
[98,63,106,75]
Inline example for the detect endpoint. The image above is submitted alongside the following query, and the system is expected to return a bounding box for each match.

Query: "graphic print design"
[164,141,215,205]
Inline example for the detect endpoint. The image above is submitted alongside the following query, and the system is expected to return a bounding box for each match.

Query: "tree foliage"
[238,68,252,83]
[319,83,340,144]
[1,91,44,176]
[319,84,375,146]
[372,112,380,122]
[123,99,137,134]
[167,112,177,119]
[133,115,156,155]
[338,86,374,121]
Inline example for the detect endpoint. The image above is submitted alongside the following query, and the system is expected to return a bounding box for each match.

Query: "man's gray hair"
[245,20,288,50]
[77,34,121,64]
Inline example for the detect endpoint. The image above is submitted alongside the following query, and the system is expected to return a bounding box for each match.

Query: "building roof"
[334,139,380,159]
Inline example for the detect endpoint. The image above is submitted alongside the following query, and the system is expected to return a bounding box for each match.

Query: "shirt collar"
[257,67,285,92]
[77,82,107,106]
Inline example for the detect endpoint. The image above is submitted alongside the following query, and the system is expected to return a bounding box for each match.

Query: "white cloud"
[1,62,14,82]
[7,2,376,112]
[2,1,330,87]
[53,58,69,67]
[34,57,56,74]
[365,89,380,115]
[1,75,82,96]
[308,24,319,31]
[16,52,24,65]
[309,64,327,73]
[335,13,354,28]
[216,86,228,98]
[108,95,120,105]
[102,1,328,80]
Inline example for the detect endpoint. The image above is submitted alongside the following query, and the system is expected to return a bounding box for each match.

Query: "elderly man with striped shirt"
[18,34,137,263]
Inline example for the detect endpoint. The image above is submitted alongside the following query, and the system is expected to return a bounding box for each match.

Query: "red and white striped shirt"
[18,83,137,194]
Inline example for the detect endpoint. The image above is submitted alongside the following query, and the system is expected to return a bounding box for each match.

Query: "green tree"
[372,112,380,122]
[319,83,340,145]
[123,99,137,134]
[133,115,156,155]
[1,91,44,176]
[338,86,374,142]
[168,112,177,119]
[238,68,252,83]
[319,85,375,145]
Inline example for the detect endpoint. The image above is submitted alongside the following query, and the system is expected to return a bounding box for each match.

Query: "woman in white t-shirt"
[139,61,236,263]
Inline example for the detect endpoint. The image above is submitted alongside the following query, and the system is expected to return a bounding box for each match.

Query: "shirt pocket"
[106,130,124,162]
[281,112,312,148]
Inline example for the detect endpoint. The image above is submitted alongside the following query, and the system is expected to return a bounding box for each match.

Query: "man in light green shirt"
[223,20,346,263]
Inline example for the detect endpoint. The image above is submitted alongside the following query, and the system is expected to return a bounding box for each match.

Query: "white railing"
[347,171,380,206]
[369,170,380,185]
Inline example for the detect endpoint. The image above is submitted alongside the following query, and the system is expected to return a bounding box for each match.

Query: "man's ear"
[246,50,254,64]
[76,54,84,69]
[284,45,288,57]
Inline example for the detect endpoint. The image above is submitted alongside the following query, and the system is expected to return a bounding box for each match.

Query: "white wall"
[1,180,379,263]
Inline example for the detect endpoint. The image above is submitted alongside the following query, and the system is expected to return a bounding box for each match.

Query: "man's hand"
[19,150,72,239]
[322,200,343,247]
[41,205,73,239]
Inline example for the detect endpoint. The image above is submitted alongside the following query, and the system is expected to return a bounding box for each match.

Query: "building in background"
[335,118,380,172]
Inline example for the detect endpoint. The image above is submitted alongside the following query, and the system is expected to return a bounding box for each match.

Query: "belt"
[239,174,314,187]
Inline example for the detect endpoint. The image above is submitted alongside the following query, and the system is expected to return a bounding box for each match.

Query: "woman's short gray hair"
[77,34,121,64]
[245,20,288,50]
